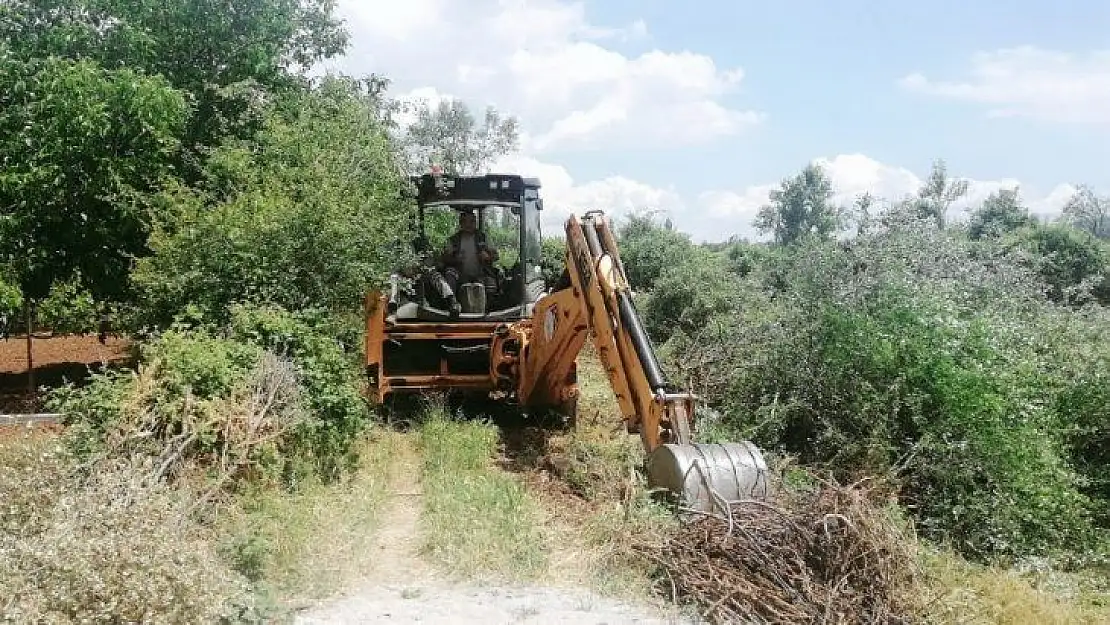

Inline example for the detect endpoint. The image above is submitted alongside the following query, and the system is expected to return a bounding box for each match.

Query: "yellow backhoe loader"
[364,171,768,511]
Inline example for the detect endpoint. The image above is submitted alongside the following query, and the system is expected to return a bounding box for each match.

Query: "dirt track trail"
[294,433,695,625]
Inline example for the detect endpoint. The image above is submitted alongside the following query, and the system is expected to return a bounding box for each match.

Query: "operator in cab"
[440,209,499,295]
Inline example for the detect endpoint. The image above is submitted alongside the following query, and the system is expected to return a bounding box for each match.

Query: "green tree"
[616,213,697,291]
[131,77,413,327]
[399,98,520,175]
[754,163,842,245]
[913,159,969,229]
[1061,185,1110,240]
[0,53,188,303]
[968,188,1033,240]
[1009,223,1110,306]
[0,0,349,165]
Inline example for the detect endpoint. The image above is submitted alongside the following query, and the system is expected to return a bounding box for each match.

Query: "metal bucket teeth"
[646,442,770,514]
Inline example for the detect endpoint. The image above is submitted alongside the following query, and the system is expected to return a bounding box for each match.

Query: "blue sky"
[330,0,1110,241]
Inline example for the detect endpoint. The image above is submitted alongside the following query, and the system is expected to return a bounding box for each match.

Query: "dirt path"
[294,434,696,625]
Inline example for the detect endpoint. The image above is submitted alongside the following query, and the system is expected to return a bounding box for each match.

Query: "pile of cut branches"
[640,478,922,624]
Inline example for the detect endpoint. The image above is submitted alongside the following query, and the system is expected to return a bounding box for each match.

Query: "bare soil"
[0,334,132,412]
[294,433,695,625]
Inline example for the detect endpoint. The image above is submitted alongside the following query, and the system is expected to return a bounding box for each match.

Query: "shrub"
[0,437,255,623]
[49,328,305,488]
[1006,223,1110,306]
[49,304,370,489]
[617,213,698,292]
[642,247,744,344]
[656,224,1109,561]
[226,304,370,482]
[36,276,99,334]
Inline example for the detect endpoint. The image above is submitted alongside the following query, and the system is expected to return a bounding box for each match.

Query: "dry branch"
[638,478,921,624]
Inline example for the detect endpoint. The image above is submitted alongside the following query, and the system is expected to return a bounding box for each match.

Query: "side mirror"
[536,199,544,211]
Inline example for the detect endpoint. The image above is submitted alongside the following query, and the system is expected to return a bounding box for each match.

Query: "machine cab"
[388,172,546,322]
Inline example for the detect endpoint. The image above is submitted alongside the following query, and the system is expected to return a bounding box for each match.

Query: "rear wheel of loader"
[645,441,770,514]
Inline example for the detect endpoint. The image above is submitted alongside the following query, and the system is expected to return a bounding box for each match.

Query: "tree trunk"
[25,301,34,400]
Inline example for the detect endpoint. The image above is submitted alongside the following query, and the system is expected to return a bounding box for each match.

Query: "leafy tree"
[1009,223,1110,306]
[850,192,876,236]
[968,188,1033,240]
[1061,185,1110,240]
[754,163,842,245]
[913,159,969,229]
[131,77,413,328]
[399,98,520,175]
[0,53,188,303]
[616,213,698,291]
[0,0,349,164]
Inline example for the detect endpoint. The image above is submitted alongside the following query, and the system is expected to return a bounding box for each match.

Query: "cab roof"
[410,173,541,207]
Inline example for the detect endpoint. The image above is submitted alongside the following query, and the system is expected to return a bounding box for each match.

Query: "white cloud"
[491,153,683,237]
[328,0,761,152]
[900,47,1110,124]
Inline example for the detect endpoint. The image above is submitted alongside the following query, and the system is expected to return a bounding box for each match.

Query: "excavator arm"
[510,211,769,511]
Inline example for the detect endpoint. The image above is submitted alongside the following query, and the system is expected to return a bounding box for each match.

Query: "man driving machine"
[440,209,499,295]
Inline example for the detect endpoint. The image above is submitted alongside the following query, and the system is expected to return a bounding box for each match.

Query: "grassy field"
[416,403,550,582]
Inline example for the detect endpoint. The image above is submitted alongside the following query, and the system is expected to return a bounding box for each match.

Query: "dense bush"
[50,304,370,488]
[1005,223,1110,306]
[642,247,745,344]
[131,77,414,329]
[616,213,698,291]
[225,305,370,482]
[36,277,100,334]
[654,222,1110,561]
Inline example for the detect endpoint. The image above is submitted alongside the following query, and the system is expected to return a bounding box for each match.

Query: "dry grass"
[0,428,255,624]
[921,549,1110,625]
[218,428,399,608]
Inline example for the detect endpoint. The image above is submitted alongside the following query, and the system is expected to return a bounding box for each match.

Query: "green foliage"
[1008,223,1110,306]
[0,54,188,300]
[655,225,1110,561]
[131,77,413,328]
[50,304,370,486]
[642,247,743,344]
[1,0,350,157]
[616,213,698,291]
[754,162,843,245]
[36,276,99,334]
[1061,185,1110,240]
[0,272,21,322]
[968,188,1034,240]
[1,0,346,86]
[226,305,370,482]
[540,236,567,287]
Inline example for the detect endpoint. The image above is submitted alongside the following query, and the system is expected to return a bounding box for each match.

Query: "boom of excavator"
[364,172,768,511]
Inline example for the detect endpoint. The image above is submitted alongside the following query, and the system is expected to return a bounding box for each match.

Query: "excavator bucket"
[646,442,770,514]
